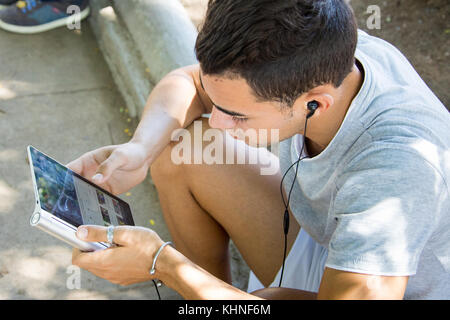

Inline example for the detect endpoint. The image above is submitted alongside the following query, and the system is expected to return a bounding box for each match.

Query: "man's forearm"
[156,245,262,300]
[155,246,319,300]
[131,65,207,165]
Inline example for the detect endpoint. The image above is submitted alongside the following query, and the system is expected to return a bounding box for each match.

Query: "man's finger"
[76,225,134,246]
[67,158,83,175]
[72,246,115,269]
[67,151,101,178]
[92,149,126,184]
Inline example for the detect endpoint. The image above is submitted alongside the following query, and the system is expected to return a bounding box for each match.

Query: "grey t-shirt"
[279,30,450,299]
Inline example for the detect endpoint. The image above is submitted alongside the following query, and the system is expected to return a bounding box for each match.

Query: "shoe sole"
[0,6,90,34]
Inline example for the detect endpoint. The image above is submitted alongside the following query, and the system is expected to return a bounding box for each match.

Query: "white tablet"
[27,145,135,251]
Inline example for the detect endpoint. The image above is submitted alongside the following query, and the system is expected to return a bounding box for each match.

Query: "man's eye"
[232,116,248,123]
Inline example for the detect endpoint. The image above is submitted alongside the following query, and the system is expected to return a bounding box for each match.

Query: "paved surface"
[0,21,180,300]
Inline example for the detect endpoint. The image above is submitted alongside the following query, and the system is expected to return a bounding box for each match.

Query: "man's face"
[200,72,307,147]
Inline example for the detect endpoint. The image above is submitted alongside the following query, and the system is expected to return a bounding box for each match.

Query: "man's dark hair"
[195,0,358,108]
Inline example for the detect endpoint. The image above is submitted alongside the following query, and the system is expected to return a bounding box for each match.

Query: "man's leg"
[150,118,300,287]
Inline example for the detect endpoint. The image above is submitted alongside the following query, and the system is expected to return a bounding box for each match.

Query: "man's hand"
[72,225,164,286]
[67,142,150,195]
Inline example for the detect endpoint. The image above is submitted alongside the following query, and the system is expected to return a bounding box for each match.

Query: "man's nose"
[208,107,235,129]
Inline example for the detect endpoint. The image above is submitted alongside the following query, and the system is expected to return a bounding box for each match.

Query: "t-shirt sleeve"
[326,146,448,276]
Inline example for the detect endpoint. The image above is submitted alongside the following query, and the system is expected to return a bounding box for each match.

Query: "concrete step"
[89,0,198,118]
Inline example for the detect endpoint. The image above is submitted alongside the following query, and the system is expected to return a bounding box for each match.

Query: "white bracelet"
[149,241,173,276]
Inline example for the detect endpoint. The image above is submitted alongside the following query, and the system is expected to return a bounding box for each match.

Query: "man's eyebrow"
[199,72,247,118]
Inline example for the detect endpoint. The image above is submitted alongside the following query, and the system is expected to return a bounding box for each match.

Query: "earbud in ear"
[306,101,319,119]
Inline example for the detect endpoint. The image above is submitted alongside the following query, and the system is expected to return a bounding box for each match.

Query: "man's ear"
[303,93,334,118]
[292,90,334,119]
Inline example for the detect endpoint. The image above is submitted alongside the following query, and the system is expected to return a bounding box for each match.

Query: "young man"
[70,0,449,299]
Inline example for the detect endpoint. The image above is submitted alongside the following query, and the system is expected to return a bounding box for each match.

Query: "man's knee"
[150,141,182,184]
[150,117,210,183]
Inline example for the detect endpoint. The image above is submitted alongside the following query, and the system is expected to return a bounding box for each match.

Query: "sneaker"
[0,0,90,34]
[0,0,18,10]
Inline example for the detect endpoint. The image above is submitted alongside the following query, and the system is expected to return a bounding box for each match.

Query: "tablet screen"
[29,146,134,228]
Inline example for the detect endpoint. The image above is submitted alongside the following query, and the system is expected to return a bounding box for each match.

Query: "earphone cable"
[152,279,162,300]
[278,117,309,287]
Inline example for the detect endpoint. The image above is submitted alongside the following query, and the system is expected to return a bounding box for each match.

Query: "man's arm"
[317,267,409,300]
[131,64,213,166]
[156,245,261,300]
[66,64,213,194]
[72,226,409,300]
[158,246,410,300]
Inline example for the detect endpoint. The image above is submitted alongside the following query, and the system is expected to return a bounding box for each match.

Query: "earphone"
[278,100,318,287]
[306,100,319,119]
